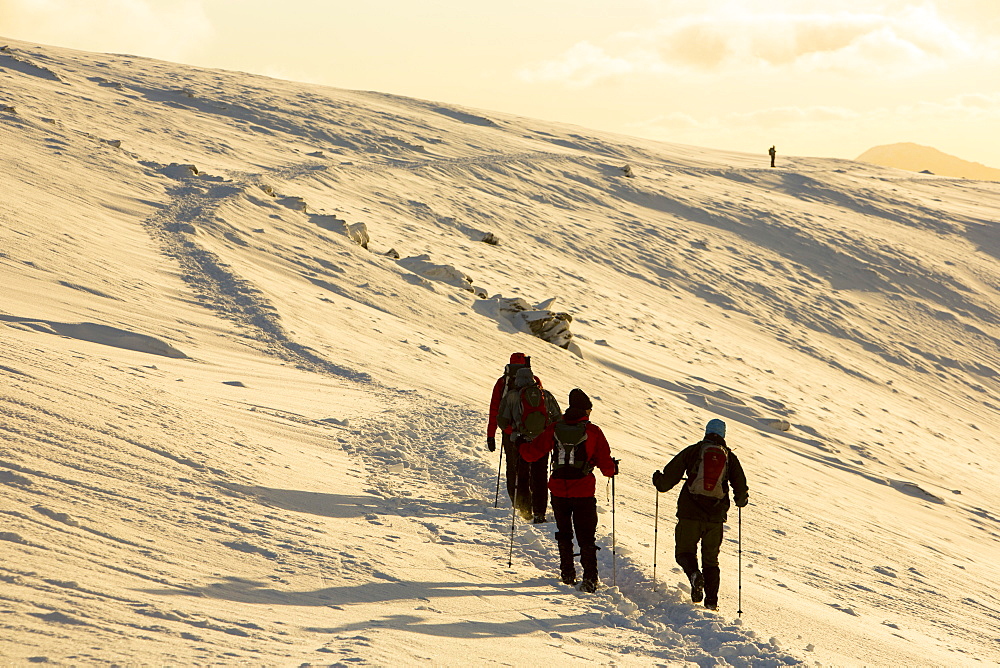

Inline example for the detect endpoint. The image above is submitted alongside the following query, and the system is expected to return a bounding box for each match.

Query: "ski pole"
[611,467,617,587]
[737,505,743,617]
[493,439,504,508]
[652,490,659,586]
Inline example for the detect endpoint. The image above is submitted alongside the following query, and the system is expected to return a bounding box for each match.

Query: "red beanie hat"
[509,352,527,364]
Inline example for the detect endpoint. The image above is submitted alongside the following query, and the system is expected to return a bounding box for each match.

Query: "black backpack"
[550,421,593,480]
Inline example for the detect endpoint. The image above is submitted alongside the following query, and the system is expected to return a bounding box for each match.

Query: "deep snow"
[1,37,999,666]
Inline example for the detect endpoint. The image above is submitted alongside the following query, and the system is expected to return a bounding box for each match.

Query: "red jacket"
[487,376,506,438]
[520,416,615,498]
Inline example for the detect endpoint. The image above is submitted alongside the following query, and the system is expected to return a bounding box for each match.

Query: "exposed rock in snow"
[161,163,199,178]
[347,222,370,249]
[523,309,574,348]
[398,254,487,297]
[763,418,791,431]
[494,296,577,352]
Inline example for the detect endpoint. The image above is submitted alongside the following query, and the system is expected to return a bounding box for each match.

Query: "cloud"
[636,93,1000,133]
[1,0,214,61]
[635,104,861,134]
[760,6,976,74]
[520,3,995,86]
[518,41,640,88]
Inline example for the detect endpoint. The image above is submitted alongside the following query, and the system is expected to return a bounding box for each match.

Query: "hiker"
[652,419,748,610]
[520,388,617,592]
[487,353,533,451]
[497,367,561,523]
[768,145,776,168]
[487,353,536,503]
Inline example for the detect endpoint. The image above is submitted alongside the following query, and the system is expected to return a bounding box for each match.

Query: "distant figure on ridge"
[768,145,776,168]
[497,364,560,523]
[653,419,748,610]
[521,388,617,592]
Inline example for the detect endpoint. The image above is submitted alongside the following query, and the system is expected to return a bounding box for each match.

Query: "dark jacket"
[655,434,748,523]
[521,415,615,498]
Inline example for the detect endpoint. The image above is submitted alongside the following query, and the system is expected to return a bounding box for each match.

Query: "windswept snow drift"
[1,37,999,666]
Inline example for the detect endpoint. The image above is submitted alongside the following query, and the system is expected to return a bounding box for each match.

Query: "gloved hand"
[652,470,668,492]
[735,492,749,508]
[613,458,620,475]
[487,436,496,452]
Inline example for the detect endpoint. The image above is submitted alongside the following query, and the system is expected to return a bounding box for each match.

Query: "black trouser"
[675,518,723,603]
[502,434,517,504]
[506,436,549,518]
[551,495,598,581]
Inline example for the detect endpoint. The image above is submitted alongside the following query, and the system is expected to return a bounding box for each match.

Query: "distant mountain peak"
[857,142,1000,181]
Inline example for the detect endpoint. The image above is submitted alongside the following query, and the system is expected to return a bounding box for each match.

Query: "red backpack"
[518,384,549,439]
[687,441,728,499]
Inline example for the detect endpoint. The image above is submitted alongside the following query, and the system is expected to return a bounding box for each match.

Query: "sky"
[3,0,1000,166]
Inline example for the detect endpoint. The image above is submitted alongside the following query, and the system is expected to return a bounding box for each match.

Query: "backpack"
[550,421,593,479]
[502,360,531,395]
[687,440,728,499]
[517,384,549,439]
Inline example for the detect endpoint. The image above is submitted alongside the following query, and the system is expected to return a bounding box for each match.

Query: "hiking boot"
[518,505,533,521]
[532,514,547,524]
[579,578,598,593]
[688,570,705,603]
[560,571,577,585]
[703,566,721,609]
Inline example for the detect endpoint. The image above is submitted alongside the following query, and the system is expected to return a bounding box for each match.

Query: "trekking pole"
[493,441,504,508]
[737,505,743,617]
[652,490,659,586]
[611,470,617,587]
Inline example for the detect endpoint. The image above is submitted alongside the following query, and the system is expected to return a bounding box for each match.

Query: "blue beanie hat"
[706,419,726,438]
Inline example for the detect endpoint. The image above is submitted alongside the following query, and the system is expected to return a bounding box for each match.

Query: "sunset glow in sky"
[4,0,999,166]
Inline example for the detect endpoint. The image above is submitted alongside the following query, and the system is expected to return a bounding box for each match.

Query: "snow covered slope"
[1,37,999,666]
